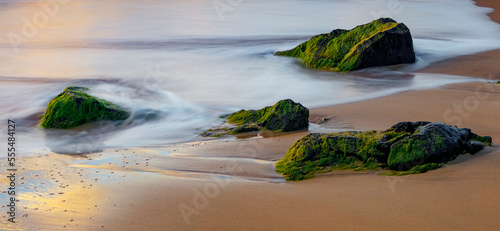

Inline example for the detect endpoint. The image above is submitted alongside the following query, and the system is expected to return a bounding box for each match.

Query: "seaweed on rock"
[276,122,492,180]
[41,86,129,129]
[203,99,309,137]
[275,18,415,72]
[227,99,309,132]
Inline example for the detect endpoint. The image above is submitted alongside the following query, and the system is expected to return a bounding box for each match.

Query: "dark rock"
[260,99,309,132]
[467,141,486,155]
[275,131,385,180]
[388,123,471,170]
[471,134,492,146]
[202,99,309,138]
[40,86,129,129]
[348,22,416,70]
[227,99,309,132]
[276,122,493,180]
[275,18,416,72]
[384,121,431,133]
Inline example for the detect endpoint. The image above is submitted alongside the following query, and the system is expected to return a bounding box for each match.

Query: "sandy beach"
[5,83,499,230]
[2,1,500,230]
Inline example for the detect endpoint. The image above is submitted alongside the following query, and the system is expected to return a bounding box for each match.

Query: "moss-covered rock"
[275,18,415,72]
[40,86,129,129]
[276,122,492,180]
[227,99,309,132]
[381,163,445,176]
[275,131,385,180]
[201,99,309,137]
[387,123,492,170]
[231,125,260,134]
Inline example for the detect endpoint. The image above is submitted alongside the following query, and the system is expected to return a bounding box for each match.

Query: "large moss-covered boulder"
[227,99,309,132]
[40,86,129,129]
[276,122,491,180]
[275,18,415,72]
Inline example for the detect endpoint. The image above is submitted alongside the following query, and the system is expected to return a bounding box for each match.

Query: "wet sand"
[3,0,500,230]
[4,81,500,230]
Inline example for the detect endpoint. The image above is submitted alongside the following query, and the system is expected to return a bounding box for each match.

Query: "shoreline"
[417,0,500,79]
[8,80,500,230]
[476,0,500,23]
[4,1,500,230]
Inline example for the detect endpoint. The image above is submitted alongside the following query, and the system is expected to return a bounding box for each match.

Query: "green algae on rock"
[275,132,385,181]
[381,163,445,176]
[202,99,309,137]
[227,99,309,132]
[276,122,492,181]
[275,18,415,72]
[40,86,130,129]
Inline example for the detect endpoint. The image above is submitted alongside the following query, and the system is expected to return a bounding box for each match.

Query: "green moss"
[275,130,394,181]
[277,122,492,180]
[230,125,259,134]
[383,131,411,143]
[472,134,492,146]
[203,99,309,138]
[275,18,398,71]
[354,131,385,161]
[41,86,129,129]
[388,132,490,170]
[381,163,444,176]
[387,128,448,170]
[360,159,384,171]
[227,107,273,125]
[387,138,427,170]
[226,99,309,132]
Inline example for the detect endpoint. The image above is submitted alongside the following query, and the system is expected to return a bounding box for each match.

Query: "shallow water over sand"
[0,0,499,152]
